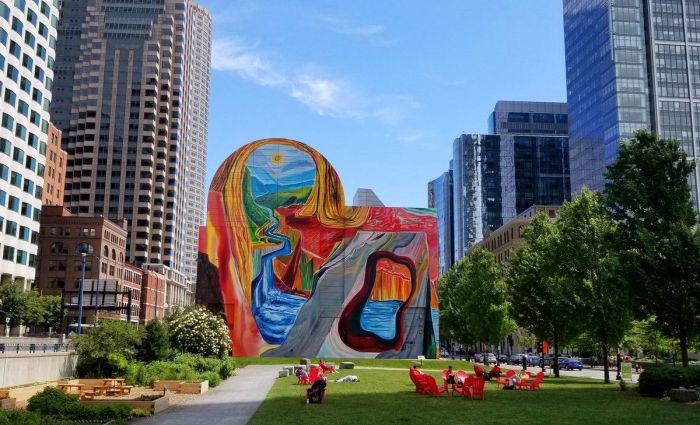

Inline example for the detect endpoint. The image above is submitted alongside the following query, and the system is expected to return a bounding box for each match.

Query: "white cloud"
[211,39,286,86]
[212,37,414,123]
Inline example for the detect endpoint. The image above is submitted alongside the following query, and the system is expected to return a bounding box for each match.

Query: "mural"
[197,139,439,358]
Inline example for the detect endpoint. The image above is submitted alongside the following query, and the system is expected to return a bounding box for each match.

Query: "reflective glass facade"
[449,102,571,259]
[564,0,700,206]
[428,170,453,274]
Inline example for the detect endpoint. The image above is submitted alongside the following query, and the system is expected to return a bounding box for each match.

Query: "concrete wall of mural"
[197,139,439,358]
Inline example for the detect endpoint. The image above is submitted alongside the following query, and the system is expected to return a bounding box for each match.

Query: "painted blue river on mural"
[251,224,306,345]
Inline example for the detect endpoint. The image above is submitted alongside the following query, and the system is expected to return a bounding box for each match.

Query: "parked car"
[564,359,584,371]
[527,355,541,366]
[556,357,571,368]
[497,354,509,363]
[440,348,449,358]
[485,353,497,365]
[472,353,483,363]
[509,354,525,365]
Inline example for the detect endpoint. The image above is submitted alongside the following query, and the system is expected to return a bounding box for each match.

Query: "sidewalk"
[135,365,279,425]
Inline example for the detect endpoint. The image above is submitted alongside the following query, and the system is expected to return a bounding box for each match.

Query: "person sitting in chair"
[489,365,501,378]
[306,373,327,404]
[445,366,456,385]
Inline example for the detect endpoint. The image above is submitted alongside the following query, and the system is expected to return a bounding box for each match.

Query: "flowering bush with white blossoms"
[167,306,232,358]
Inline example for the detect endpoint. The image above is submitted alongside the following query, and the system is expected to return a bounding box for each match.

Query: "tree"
[24,293,62,331]
[439,250,514,354]
[137,319,170,362]
[555,189,632,383]
[74,319,141,378]
[167,306,231,358]
[507,213,583,377]
[462,249,514,351]
[0,283,29,328]
[604,130,700,367]
[439,262,476,348]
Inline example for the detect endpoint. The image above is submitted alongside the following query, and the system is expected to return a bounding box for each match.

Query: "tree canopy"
[604,130,700,366]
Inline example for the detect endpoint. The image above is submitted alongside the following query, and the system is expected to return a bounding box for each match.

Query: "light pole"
[77,253,86,335]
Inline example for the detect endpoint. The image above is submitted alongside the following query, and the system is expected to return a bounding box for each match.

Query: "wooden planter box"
[81,395,170,415]
[180,381,209,394]
[0,398,16,410]
[153,380,185,392]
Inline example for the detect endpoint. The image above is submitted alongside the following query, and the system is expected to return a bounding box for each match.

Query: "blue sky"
[200,0,567,208]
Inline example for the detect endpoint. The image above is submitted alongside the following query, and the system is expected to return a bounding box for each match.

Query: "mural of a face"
[198,139,439,358]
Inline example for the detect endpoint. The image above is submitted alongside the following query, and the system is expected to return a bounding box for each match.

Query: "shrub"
[638,366,700,397]
[26,387,130,422]
[137,319,170,362]
[219,357,236,379]
[75,319,141,378]
[167,306,231,358]
[27,387,78,416]
[130,408,151,418]
[200,371,221,387]
[0,411,42,425]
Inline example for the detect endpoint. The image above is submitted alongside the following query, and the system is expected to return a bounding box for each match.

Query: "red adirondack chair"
[319,360,335,374]
[525,372,544,390]
[471,377,486,400]
[409,369,430,394]
[306,367,321,385]
[496,369,516,388]
[441,369,455,390]
[453,375,474,398]
[423,374,449,398]
[297,371,310,385]
[473,365,484,377]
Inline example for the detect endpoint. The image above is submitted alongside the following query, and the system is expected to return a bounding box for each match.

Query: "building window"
[75,242,95,255]
[50,242,67,254]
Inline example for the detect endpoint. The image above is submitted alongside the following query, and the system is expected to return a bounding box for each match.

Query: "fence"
[0,343,73,355]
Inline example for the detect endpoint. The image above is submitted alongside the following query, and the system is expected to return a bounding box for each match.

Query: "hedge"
[124,353,236,387]
[637,365,700,397]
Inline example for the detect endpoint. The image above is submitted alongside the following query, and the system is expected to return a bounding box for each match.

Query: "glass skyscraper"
[449,102,570,259]
[564,0,700,206]
[428,169,454,274]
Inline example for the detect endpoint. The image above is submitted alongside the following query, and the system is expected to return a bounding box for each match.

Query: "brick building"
[42,124,67,206]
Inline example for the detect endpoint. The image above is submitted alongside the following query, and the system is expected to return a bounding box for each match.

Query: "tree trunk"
[680,334,689,368]
[553,340,560,378]
[602,344,610,384]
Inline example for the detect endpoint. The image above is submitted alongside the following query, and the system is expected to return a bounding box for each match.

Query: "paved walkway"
[135,365,279,425]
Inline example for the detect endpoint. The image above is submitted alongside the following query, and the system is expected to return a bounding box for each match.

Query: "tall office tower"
[181,3,211,283]
[564,0,700,206]
[51,0,212,284]
[428,169,454,274]
[0,0,60,289]
[451,102,570,258]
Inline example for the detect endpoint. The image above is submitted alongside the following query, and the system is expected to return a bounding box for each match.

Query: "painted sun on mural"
[197,139,440,358]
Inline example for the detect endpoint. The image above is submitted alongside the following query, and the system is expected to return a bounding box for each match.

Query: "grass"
[249,368,699,425]
[234,356,469,370]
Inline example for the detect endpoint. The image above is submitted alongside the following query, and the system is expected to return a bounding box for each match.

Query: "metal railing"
[0,342,74,355]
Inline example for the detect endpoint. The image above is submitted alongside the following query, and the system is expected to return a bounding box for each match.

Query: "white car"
[486,353,497,364]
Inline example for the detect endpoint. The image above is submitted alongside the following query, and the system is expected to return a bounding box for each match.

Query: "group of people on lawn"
[296,359,336,403]
[441,364,526,390]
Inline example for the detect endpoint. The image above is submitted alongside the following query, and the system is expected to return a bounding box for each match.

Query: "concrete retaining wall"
[0,352,77,387]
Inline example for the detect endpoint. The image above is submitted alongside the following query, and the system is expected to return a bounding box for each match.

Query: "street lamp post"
[77,254,86,335]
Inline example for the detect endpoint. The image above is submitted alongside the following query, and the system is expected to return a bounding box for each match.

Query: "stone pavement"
[135,365,280,425]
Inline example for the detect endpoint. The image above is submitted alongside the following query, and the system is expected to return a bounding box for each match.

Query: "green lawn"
[249,368,699,425]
